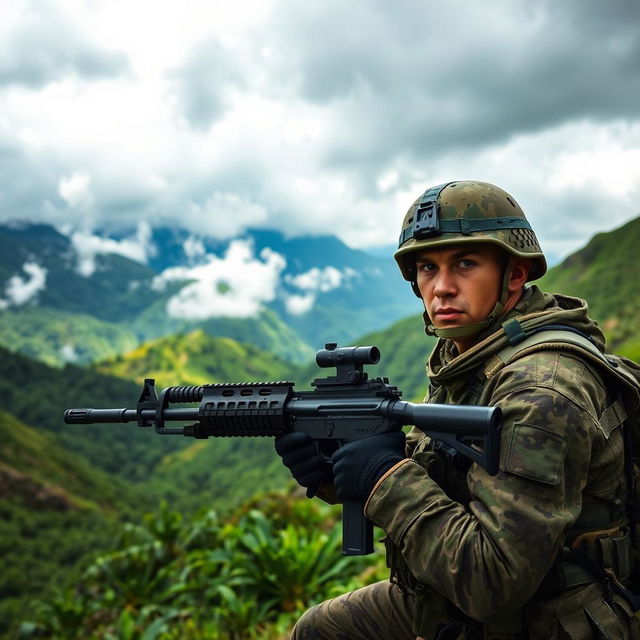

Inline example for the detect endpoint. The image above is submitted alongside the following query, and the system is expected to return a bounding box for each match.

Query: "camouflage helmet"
[394,181,547,283]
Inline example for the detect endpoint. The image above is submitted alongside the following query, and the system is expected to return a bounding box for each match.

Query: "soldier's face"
[415,244,505,331]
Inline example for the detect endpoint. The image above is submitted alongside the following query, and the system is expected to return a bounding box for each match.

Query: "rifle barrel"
[64,408,199,424]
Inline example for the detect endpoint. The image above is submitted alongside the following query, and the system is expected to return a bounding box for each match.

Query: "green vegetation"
[15,492,386,640]
[0,411,134,631]
[0,339,300,633]
[0,410,127,512]
[0,499,119,635]
[0,308,139,367]
[94,329,299,388]
[4,216,640,638]
[538,216,640,358]
[0,345,188,483]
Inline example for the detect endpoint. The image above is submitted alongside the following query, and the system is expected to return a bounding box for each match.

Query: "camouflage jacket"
[364,286,630,634]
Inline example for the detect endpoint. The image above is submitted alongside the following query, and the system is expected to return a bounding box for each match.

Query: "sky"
[1,0,640,266]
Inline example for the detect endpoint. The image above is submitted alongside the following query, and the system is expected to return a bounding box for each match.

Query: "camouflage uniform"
[293,287,637,639]
[369,286,636,638]
[292,182,638,639]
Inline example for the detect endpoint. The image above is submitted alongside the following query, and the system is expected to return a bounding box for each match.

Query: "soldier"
[275,181,640,639]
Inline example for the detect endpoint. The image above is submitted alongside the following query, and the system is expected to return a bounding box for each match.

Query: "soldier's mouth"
[434,308,464,321]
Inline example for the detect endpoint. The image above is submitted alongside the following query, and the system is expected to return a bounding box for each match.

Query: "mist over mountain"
[0,221,418,366]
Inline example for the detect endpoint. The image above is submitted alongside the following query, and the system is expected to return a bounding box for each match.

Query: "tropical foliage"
[16,492,386,640]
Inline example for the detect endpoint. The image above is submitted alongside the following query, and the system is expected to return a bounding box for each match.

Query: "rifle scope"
[315,344,380,368]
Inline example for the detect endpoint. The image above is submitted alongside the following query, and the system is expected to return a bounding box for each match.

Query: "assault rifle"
[64,343,501,556]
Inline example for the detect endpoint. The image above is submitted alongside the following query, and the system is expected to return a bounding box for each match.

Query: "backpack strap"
[484,319,611,380]
[485,319,631,463]
[486,319,640,401]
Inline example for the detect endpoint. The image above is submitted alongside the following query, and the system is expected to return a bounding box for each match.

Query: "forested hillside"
[93,329,299,387]
[0,411,133,629]
[0,335,300,633]
[537,216,640,360]
[3,215,640,638]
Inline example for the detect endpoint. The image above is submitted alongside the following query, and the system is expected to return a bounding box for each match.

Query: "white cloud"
[154,239,286,319]
[60,343,79,362]
[184,192,269,239]
[69,222,153,276]
[284,293,315,316]
[283,265,356,315]
[0,0,638,266]
[286,266,350,293]
[183,235,206,261]
[59,171,93,208]
[0,262,47,308]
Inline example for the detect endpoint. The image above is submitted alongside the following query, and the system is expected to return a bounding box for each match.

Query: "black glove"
[274,432,332,497]
[331,431,406,501]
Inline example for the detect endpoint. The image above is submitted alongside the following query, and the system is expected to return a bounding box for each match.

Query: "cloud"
[183,236,207,262]
[59,171,93,209]
[285,266,353,293]
[60,343,79,363]
[0,0,638,267]
[0,262,47,309]
[283,266,356,315]
[153,239,286,319]
[268,0,640,161]
[183,192,269,239]
[284,293,315,316]
[0,1,129,88]
[169,37,245,129]
[69,222,153,277]
[418,119,640,263]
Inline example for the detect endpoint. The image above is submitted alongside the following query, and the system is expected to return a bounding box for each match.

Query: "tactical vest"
[391,319,640,640]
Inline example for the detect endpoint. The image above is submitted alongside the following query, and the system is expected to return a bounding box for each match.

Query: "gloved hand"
[274,432,332,497]
[331,431,406,502]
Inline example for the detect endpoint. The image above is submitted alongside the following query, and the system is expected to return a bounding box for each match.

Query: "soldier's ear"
[507,257,530,293]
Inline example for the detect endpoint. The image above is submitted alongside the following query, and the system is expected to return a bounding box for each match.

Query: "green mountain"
[0,345,192,484]
[5,215,640,636]
[0,222,422,368]
[537,216,640,359]
[0,410,135,630]
[0,307,139,367]
[0,224,159,323]
[129,305,314,365]
[93,328,300,387]
[0,337,297,631]
[0,224,315,366]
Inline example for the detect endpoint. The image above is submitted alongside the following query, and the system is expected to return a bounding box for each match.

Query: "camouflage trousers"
[290,580,417,640]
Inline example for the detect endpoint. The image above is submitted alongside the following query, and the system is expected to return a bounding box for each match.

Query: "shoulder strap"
[485,320,640,405]
[486,320,620,381]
